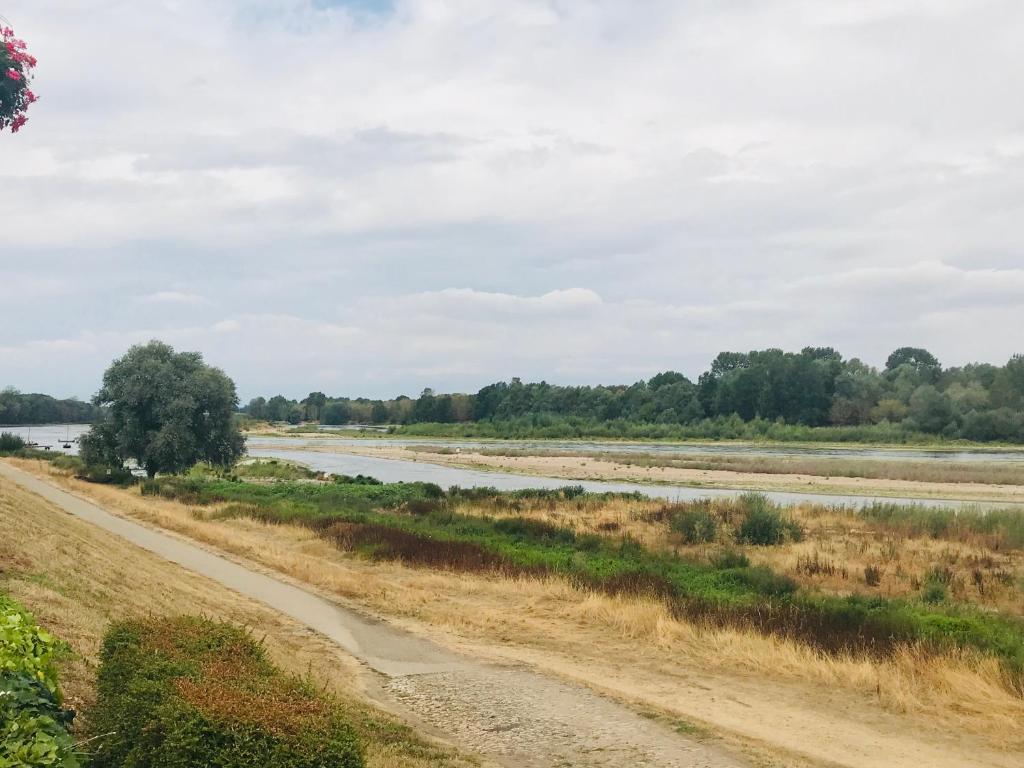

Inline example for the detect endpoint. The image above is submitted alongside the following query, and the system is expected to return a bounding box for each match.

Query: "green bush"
[736,494,804,545]
[0,432,25,453]
[670,508,717,544]
[710,550,750,569]
[49,455,85,473]
[76,464,135,485]
[88,616,363,768]
[0,594,79,767]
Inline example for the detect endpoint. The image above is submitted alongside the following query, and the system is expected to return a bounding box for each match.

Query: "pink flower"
[24,89,36,104]
[11,114,28,133]
[5,68,21,81]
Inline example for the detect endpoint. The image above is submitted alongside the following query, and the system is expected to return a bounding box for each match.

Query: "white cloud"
[137,291,211,305]
[2,0,1024,396]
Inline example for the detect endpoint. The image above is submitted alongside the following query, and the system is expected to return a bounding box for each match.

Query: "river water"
[246,436,1024,511]
[0,424,89,454]
[6,427,1021,510]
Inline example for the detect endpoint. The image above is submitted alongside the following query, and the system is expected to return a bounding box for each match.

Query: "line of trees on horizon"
[242,346,1024,442]
[0,387,99,425]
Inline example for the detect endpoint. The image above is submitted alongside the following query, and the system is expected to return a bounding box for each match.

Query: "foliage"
[0,389,96,426]
[88,616,363,768]
[857,502,1024,551]
[669,508,717,544]
[0,432,25,453]
[0,594,79,767]
[81,341,245,477]
[245,346,1024,443]
[141,475,1024,678]
[233,459,318,481]
[735,494,804,545]
[0,25,37,133]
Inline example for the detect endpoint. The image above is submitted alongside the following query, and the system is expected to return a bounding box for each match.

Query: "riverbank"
[247,425,1024,454]
[269,442,1024,505]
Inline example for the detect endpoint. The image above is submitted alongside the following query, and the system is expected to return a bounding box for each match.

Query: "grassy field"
[7,456,1024,766]
[0,471,478,768]
[136,475,1024,680]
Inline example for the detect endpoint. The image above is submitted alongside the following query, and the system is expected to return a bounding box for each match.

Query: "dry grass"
[445,492,1024,615]
[439,446,1024,486]
[0,468,478,768]
[10,458,1022,766]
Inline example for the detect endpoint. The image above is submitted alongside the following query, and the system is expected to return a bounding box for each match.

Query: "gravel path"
[0,462,748,768]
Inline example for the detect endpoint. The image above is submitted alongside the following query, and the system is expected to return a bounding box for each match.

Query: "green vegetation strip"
[146,477,1024,686]
[88,616,363,768]
[0,594,80,768]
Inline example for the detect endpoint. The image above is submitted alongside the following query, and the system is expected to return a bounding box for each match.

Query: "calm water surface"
[247,437,1024,511]
[5,427,1021,510]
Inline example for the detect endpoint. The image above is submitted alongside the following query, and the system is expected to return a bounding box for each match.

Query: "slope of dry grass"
[8,458,1022,768]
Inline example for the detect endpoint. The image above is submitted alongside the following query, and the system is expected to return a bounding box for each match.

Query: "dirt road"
[0,462,748,768]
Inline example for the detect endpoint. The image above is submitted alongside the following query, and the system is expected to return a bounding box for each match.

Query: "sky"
[2,0,1024,401]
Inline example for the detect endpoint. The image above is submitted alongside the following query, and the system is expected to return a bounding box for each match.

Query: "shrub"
[921,580,948,604]
[710,549,750,569]
[0,594,79,767]
[333,474,383,485]
[736,494,804,545]
[0,432,25,453]
[76,463,135,485]
[670,508,717,544]
[864,564,882,587]
[88,616,363,768]
[49,454,85,473]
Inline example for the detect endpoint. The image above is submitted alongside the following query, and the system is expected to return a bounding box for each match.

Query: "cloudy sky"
[2,0,1023,401]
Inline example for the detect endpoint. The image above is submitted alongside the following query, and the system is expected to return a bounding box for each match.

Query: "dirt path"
[0,462,747,768]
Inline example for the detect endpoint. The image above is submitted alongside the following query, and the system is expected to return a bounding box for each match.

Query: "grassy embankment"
[89,617,364,768]
[0,459,478,768]
[140,474,1024,688]
[10,454,1024,761]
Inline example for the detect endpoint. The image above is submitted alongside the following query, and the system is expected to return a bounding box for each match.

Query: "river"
[5,426,1021,510]
[246,436,1023,511]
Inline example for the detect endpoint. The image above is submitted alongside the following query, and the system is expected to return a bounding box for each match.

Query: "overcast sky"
[2,0,1023,401]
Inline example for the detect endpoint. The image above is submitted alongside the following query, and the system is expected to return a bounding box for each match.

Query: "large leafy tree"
[80,341,245,477]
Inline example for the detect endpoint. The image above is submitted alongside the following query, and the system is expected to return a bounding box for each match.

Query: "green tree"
[80,341,245,477]
[370,401,389,423]
[321,401,352,425]
[906,385,955,434]
[246,396,267,420]
[885,347,941,383]
[302,391,328,421]
[265,395,293,421]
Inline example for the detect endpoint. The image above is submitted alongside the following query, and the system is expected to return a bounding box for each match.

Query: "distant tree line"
[0,387,99,425]
[243,346,1024,442]
[243,388,475,427]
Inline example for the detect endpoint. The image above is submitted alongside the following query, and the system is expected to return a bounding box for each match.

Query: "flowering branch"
[1,24,38,133]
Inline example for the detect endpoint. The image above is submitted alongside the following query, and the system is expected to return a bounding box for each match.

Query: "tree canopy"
[242,346,1024,442]
[81,341,245,476]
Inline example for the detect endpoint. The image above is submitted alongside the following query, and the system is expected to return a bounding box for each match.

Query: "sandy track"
[0,462,747,768]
